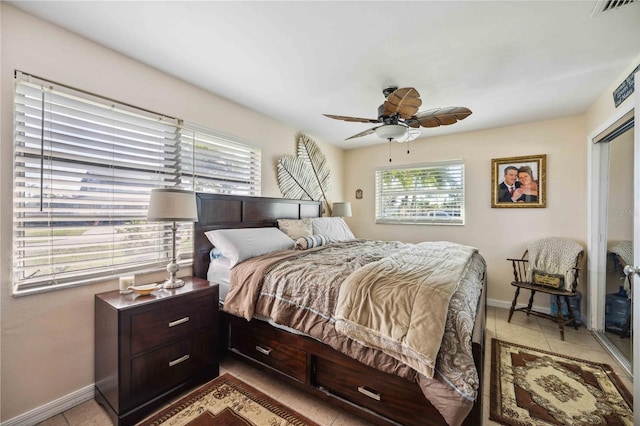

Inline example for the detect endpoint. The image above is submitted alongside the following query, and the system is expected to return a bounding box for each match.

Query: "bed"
[193,193,486,426]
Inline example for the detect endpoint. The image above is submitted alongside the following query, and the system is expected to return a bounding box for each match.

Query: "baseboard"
[1,384,94,426]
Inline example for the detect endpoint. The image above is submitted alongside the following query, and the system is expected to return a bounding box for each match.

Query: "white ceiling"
[9,1,640,149]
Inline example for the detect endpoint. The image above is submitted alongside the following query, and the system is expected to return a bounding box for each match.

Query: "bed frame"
[193,193,485,426]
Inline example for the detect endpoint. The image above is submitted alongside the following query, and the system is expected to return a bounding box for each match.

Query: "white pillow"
[311,217,355,243]
[205,228,295,268]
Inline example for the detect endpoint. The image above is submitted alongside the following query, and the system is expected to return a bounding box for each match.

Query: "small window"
[375,160,465,225]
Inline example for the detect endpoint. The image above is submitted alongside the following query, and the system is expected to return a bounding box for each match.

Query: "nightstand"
[95,277,219,426]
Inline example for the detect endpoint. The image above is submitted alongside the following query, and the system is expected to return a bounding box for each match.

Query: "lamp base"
[163,248,183,289]
[162,277,185,289]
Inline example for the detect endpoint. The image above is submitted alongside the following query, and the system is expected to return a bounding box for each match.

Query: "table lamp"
[147,188,198,288]
[332,202,352,217]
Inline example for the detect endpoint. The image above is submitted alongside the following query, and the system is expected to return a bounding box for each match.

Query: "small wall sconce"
[355,189,363,199]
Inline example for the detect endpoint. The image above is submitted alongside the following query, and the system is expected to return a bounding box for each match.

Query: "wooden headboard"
[193,193,322,280]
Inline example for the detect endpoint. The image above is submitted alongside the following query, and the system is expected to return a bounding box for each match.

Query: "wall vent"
[593,0,636,14]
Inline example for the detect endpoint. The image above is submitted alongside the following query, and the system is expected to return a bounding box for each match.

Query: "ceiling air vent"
[593,0,636,14]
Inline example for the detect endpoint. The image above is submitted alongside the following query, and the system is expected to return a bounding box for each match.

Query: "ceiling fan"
[324,86,472,142]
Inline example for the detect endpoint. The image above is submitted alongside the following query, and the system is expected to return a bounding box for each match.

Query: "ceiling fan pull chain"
[388,138,392,162]
[407,140,410,155]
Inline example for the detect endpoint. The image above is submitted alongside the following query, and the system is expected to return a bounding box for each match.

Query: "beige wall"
[0,4,343,422]
[344,117,589,306]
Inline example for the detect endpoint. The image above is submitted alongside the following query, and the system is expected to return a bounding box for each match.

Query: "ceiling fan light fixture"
[375,124,407,141]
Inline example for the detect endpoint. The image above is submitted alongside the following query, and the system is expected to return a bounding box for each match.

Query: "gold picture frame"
[491,154,546,208]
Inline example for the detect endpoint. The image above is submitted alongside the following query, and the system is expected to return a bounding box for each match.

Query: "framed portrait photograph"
[491,154,546,208]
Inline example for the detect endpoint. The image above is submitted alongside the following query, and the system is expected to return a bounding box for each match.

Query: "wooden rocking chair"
[507,238,584,341]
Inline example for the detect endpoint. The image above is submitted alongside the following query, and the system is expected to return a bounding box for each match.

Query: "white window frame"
[12,72,261,296]
[375,160,465,225]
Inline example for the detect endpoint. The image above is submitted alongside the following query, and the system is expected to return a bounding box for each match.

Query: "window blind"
[375,160,465,225]
[179,123,261,195]
[13,73,262,296]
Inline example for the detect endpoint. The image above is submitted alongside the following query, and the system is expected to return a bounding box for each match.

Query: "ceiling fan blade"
[382,87,422,119]
[323,114,380,124]
[415,107,472,128]
[404,118,421,128]
[345,126,380,140]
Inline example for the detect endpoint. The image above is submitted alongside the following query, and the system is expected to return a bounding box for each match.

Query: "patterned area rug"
[490,339,633,425]
[139,373,319,426]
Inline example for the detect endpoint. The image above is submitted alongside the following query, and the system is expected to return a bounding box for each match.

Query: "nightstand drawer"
[131,294,215,354]
[129,331,214,407]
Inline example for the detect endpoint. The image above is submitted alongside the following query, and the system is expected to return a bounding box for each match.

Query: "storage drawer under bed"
[228,317,307,383]
[313,355,441,425]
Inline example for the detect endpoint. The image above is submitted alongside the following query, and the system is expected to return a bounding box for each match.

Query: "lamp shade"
[375,124,407,141]
[147,188,198,222]
[332,202,352,217]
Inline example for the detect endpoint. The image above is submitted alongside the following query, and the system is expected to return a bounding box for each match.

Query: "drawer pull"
[168,354,190,367]
[168,317,190,327]
[255,345,272,356]
[357,386,381,401]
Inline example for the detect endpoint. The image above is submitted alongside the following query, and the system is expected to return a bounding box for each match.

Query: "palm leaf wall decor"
[277,133,332,215]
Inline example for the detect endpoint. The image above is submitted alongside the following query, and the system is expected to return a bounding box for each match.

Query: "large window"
[13,72,261,295]
[375,160,465,225]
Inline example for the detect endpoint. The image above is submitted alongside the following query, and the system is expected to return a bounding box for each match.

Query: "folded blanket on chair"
[526,237,582,291]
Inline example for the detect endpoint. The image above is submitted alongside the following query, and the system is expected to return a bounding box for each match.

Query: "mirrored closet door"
[598,117,634,369]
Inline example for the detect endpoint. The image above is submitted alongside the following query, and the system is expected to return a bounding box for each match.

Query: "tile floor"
[37,306,633,426]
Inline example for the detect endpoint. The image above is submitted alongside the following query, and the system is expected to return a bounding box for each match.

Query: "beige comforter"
[334,241,477,379]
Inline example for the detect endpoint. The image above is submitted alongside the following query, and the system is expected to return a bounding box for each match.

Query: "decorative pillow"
[204,228,294,268]
[296,235,327,250]
[277,218,313,240]
[311,217,355,243]
[532,269,565,290]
